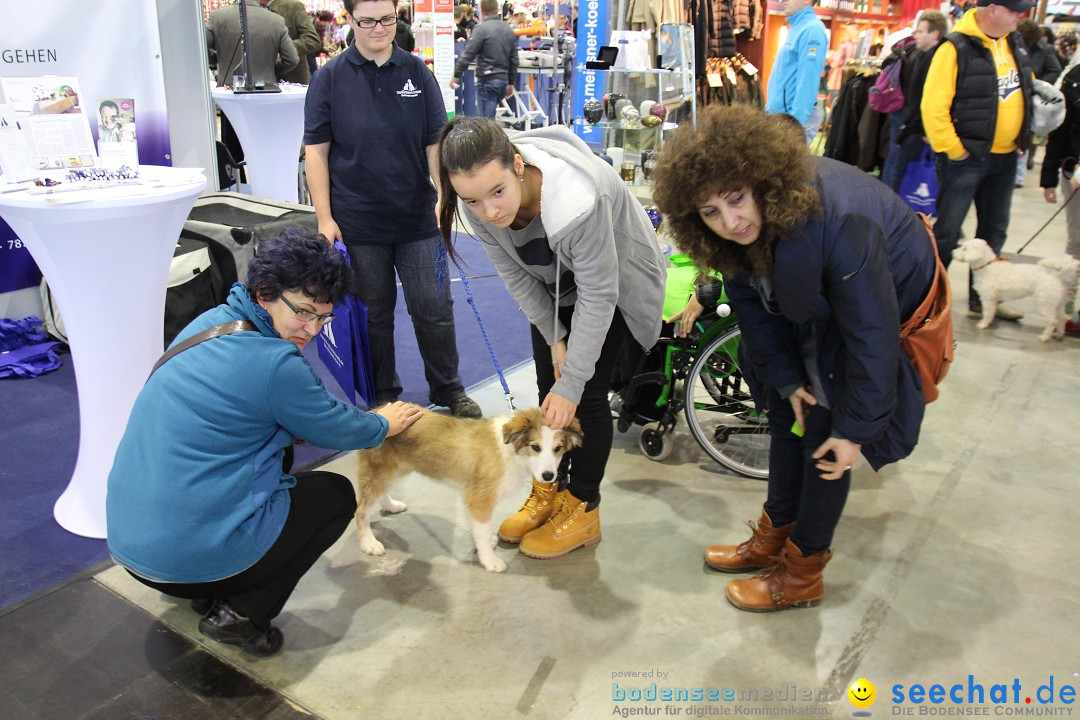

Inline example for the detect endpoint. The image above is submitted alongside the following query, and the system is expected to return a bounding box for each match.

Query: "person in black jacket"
[450,0,518,118]
[1040,61,1080,334]
[887,10,948,192]
[652,104,937,614]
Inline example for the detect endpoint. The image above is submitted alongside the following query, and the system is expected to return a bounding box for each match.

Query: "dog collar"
[972,257,1010,271]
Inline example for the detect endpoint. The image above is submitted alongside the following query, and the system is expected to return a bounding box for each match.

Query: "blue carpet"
[0,231,532,611]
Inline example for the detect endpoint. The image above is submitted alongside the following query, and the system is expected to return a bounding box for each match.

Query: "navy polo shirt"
[304,44,447,245]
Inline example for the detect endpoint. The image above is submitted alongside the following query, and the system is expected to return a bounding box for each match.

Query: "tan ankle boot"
[704,510,794,572]
[497,479,560,543]
[519,490,601,559]
[725,539,832,612]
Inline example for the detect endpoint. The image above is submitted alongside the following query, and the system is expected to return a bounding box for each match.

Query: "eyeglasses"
[352,14,398,29]
[279,294,335,325]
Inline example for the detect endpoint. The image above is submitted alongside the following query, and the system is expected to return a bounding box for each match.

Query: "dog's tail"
[1039,257,1080,308]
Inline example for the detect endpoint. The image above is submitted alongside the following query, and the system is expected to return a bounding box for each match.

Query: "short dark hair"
[480,0,499,16]
[344,0,398,15]
[99,100,119,114]
[918,10,948,38]
[1018,19,1042,49]
[246,228,354,306]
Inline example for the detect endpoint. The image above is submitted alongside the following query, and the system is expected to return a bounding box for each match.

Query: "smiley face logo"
[848,678,876,709]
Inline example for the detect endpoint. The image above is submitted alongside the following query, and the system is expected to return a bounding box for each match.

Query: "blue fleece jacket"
[106,284,388,583]
[765,6,828,125]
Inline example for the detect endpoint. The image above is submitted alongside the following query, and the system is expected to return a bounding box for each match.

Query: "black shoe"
[190,598,214,615]
[198,600,284,657]
[448,396,482,418]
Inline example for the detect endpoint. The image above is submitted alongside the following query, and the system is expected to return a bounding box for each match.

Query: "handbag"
[899,214,954,403]
[899,145,939,217]
[316,242,376,407]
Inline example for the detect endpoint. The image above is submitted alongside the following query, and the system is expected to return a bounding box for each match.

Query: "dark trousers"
[130,471,357,630]
[887,134,930,194]
[762,388,851,555]
[933,151,1018,308]
[531,307,629,505]
[348,237,466,406]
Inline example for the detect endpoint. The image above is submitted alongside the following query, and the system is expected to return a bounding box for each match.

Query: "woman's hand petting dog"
[377,401,424,437]
[541,391,578,430]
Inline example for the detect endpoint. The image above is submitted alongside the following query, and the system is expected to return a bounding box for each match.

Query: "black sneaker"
[448,396,482,419]
[198,600,284,658]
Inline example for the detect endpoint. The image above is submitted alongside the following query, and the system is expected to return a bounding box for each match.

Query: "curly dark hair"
[650,104,820,278]
[246,228,354,306]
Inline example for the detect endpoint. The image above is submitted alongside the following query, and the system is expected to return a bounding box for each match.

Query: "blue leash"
[456,268,516,412]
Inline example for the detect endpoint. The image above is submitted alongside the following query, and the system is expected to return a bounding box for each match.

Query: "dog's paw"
[359,536,386,556]
[380,496,408,514]
[490,533,499,549]
[1038,333,1052,342]
[481,555,508,573]
[976,320,992,330]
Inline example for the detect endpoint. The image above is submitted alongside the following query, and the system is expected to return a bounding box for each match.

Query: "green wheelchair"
[610,257,770,479]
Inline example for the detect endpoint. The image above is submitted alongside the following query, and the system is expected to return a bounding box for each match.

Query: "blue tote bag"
[316,243,376,407]
[899,145,939,216]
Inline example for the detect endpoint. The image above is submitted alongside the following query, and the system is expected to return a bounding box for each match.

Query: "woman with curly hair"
[107,230,422,656]
[652,104,937,612]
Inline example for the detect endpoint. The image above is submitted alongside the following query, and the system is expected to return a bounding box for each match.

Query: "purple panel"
[0,217,41,294]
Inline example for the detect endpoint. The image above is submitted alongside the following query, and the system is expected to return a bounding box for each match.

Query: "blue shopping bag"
[316,243,376,407]
[899,145,939,216]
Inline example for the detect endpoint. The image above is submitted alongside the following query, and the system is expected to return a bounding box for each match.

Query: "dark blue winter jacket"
[725,158,936,469]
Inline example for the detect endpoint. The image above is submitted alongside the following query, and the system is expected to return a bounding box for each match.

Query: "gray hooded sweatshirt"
[463,125,666,404]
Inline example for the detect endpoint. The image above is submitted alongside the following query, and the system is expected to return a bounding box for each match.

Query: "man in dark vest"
[922,0,1034,317]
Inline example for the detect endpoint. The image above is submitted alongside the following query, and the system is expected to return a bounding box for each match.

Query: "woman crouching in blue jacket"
[652,104,937,612]
[107,230,422,655]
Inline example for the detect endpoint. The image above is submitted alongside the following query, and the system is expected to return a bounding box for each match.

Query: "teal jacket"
[106,284,388,583]
[765,6,827,126]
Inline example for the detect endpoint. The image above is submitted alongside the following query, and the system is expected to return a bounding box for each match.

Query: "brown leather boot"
[497,479,559,543]
[725,539,832,612]
[704,510,794,572]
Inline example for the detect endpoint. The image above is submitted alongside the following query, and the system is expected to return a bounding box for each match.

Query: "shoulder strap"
[149,319,257,377]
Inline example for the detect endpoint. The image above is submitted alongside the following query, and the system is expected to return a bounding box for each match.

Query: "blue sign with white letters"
[572,0,609,146]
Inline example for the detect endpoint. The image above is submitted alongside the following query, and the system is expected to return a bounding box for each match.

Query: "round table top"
[0,167,206,215]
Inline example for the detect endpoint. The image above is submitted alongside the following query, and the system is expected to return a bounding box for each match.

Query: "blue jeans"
[880,112,905,189]
[933,151,1018,309]
[887,134,930,194]
[934,152,1018,264]
[348,237,466,406]
[476,76,508,119]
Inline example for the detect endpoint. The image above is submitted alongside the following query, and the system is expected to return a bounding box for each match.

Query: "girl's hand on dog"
[541,391,578,429]
[377,401,424,437]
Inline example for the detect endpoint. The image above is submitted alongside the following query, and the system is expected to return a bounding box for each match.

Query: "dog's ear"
[560,418,584,450]
[502,412,530,446]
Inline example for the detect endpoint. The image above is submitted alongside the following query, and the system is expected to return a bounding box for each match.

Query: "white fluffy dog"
[951,238,1080,341]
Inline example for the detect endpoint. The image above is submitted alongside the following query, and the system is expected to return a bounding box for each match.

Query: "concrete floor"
[96,182,1080,719]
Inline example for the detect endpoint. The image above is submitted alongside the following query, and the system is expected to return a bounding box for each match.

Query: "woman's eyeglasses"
[352,14,398,29]
[280,295,335,326]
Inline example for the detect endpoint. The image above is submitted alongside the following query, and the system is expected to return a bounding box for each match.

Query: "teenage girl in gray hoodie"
[436,116,666,560]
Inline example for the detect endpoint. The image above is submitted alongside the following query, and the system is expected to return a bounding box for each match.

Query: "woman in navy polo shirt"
[304,0,481,419]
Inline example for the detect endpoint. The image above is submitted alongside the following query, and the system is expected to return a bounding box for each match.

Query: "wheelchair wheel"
[683,326,770,479]
[639,423,674,461]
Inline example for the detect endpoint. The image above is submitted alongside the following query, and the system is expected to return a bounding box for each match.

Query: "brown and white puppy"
[353,407,583,572]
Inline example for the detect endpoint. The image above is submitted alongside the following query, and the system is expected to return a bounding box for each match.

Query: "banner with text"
[0,0,171,293]
[572,0,610,146]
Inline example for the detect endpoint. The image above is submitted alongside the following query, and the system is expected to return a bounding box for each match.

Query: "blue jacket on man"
[765,5,827,126]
